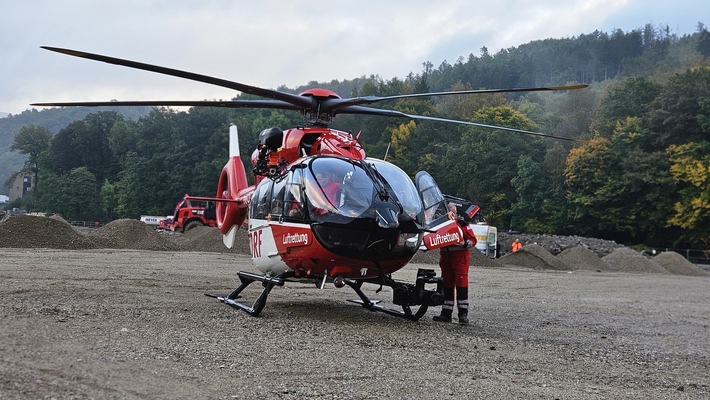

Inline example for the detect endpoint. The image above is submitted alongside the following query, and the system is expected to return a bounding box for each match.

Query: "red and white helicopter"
[34,46,586,320]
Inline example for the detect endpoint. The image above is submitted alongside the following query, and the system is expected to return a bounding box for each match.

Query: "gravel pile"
[654,251,709,276]
[602,247,669,274]
[86,219,179,251]
[556,245,613,272]
[499,231,623,257]
[0,214,96,249]
[497,243,571,271]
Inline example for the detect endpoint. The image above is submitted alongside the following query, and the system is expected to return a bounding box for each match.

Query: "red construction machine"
[168,194,217,232]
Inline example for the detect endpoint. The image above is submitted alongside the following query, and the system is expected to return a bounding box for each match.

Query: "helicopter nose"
[374,202,400,229]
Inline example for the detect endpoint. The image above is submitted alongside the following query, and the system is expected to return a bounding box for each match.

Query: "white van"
[469,224,498,258]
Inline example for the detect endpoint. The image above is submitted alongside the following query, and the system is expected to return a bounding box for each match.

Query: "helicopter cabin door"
[414,171,465,251]
[248,177,291,275]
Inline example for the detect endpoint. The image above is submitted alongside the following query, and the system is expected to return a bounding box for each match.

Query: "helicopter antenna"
[383,142,391,161]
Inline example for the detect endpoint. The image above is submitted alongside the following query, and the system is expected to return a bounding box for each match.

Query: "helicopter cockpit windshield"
[303,156,422,224]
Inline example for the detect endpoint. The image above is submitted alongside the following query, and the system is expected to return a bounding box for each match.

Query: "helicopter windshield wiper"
[356,160,390,202]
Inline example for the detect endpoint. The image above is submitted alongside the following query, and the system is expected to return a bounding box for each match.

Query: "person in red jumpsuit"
[433,203,477,325]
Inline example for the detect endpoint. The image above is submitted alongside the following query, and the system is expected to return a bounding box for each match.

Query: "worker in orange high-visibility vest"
[512,239,522,252]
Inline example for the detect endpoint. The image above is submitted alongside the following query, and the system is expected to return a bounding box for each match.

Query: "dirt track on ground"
[1,247,709,399]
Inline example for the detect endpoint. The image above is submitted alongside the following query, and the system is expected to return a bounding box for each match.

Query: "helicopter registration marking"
[249,230,262,258]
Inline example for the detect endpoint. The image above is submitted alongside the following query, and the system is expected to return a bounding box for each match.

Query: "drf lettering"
[249,230,262,257]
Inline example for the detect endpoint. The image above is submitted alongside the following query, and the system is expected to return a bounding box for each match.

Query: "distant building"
[9,172,34,202]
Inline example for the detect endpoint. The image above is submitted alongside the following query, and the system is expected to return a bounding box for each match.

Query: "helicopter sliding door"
[248,178,290,274]
[415,171,465,250]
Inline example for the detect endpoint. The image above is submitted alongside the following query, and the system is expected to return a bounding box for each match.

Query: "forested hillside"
[0,106,150,193]
[4,23,709,248]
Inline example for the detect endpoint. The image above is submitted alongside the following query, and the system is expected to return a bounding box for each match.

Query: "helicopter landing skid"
[343,269,444,321]
[205,271,291,317]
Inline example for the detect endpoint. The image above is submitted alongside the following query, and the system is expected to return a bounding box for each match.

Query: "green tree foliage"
[438,106,543,228]
[592,77,662,136]
[9,125,52,190]
[100,179,119,221]
[49,112,121,183]
[645,67,710,147]
[565,118,675,243]
[65,167,101,221]
[510,154,549,232]
[10,125,51,171]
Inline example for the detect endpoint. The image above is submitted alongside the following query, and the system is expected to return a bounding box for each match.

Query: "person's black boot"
[458,309,469,325]
[433,310,452,323]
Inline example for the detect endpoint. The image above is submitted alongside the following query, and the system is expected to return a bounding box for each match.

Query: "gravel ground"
[1,215,709,398]
[1,248,709,399]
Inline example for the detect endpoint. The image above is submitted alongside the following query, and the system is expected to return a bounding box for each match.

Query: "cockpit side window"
[284,168,305,221]
[270,177,287,217]
[250,178,273,220]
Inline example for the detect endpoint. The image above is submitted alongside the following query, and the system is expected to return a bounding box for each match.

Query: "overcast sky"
[1,0,706,115]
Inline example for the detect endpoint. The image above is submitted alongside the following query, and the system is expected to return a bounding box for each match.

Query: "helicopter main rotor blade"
[339,105,576,141]
[325,84,588,111]
[30,99,303,110]
[40,46,313,108]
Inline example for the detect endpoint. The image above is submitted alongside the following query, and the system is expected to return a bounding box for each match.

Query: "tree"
[33,170,69,216]
[49,112,121,183]
[592,77,662,137]
[666,141,710,247]
[10,125,52,188]
[510,155,549,232]
[438,106,543,228]
[697,25,710,57]
[388,120,417,171]
[65,167,100,221]
[564,118,675,244]
[100,179,120,221]
[645,67,710,147]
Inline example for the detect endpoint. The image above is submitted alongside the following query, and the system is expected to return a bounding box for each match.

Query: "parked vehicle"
[139,215,169,229]
[169,194,217,232]
[469,224,498,258]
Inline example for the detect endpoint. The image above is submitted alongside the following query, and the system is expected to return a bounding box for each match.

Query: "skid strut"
[344,269,444,321]
[206,271,291,317]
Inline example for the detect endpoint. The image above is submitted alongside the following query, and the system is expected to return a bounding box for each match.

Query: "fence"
[651,247,710,265]
[69,220,105,229]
